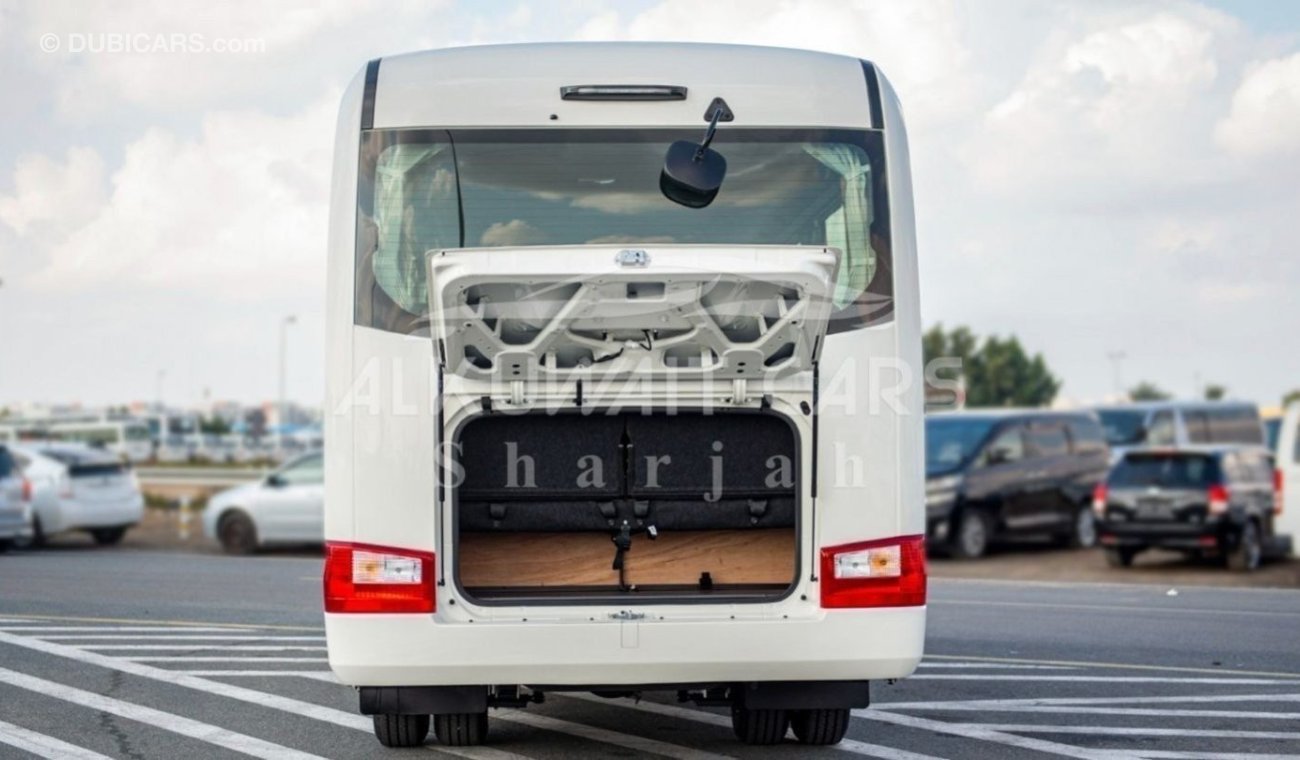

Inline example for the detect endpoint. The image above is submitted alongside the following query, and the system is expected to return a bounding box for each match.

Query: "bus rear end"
[323,42,925,748]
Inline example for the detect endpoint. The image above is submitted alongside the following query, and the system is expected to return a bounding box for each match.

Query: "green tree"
[923,324,1060,407]
[1283,389,1300,408]
[1203,384,1227,401]
[1129,381,1171,402]
[198,415,232,435]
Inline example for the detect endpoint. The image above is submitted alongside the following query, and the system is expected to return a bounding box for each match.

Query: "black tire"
[1105,547,1136,568]
[731,706,788,745]
[791,708,850,745]
[1227,521,1262,572]
[91,527,127,546]
[950,509,992,559]
[432,712,488,746]
[0,539,12,553]
[217,511,258,555]
[1065,507,1098,549]
[373,714,430,748]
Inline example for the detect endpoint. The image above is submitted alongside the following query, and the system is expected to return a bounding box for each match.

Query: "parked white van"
[1274,401,1298,556]
[324,43,925,748]
[1094,401,1266,462]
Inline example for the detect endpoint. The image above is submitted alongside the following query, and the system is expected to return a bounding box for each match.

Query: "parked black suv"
[1095,446,1288,571]
[925,411,1111,558]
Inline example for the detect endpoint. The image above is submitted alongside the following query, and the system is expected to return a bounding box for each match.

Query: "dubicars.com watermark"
[39,32,266,55]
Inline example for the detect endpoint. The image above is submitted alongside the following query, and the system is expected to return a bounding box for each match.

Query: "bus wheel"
[731,706,789,745]
[791,708,850,745]
[950,510,991,559]
[217,512,257,555]
[373,714,430,747]
[91,527,127,546]
[432,712,488,746]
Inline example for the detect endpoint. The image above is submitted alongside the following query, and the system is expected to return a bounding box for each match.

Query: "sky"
[0,0,1297,410]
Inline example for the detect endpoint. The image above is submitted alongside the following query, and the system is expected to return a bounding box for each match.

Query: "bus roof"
[367,42,885,130]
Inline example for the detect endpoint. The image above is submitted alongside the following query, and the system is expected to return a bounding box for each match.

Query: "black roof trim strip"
[860,60,884,129]
[361,58,381,130]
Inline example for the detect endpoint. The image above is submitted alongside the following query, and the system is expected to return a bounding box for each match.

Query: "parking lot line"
[880,693,1300,710]
[856,709,1117,760]
[0,613,322,631]
[932,598,1300,620]
[38,635,327,641]
[915,662,1077,670]
[0,626,259,633]
[974,724,1300,740]
[0,717,114,759]
[0,666,326,760]
[564,693,947,760]
[175,671,337,678]
[84,645,327,651]
[885,704,1300,720]
[497,709,731,760]
[909,675,1300,684]
[924,653,1300,679]
[1108,752,1300,760]
[124,656,329,662]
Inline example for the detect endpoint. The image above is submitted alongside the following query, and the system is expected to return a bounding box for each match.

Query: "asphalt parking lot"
[2,548,1299,759]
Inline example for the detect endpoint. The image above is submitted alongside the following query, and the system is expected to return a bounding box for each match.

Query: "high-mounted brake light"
[1092,483,1109,516]
[1273,468,1284,516]
[820,535,926,609]
[560,84,688,101]
[324,542,435,614]
[1207,484,1230,515]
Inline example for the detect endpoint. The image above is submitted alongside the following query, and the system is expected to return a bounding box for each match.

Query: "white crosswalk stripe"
[0,718,114,760]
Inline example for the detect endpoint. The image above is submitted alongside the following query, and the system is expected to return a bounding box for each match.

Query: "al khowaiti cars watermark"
[39,32,266,54]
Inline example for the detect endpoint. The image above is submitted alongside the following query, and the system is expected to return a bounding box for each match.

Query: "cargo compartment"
[453,410,799,603]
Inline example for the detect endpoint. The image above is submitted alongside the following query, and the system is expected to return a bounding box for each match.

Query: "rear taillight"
[1092,483,1109,515]
[1207,484,1230,515]
[1273,468,1284,516]
[20,478,32,503]
[324,542,435,614]
[820,535,926,609]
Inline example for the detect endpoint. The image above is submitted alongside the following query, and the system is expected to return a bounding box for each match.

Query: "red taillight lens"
[20,478,32,503]
[1274,468,1284,516]
[324,542,435,614]
[1207,484,1230,515]
[820,535,926,609]
[1092,483,1109,515]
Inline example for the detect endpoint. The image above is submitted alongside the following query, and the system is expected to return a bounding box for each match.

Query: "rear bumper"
[326,606,925,687]
[44,494,144,533]
[1099,517,1234,550]
[0,508,29,539]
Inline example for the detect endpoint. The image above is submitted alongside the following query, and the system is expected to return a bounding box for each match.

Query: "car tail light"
[1207,484,1230,515]
[20,478,32,503]
[1092,483,1109,515]
[820,535,926,609]
[324,542,435,614]
[1274,468,1284,516]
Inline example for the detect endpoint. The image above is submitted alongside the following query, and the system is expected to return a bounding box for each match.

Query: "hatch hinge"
[510,380,526,406]
[732,378,749,405]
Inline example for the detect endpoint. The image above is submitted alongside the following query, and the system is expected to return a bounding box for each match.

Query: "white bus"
[0,419,153,463]
[324,42,925,749]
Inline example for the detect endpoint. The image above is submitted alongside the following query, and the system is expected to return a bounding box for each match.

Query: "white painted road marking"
[125,656,329,662]
[915,662,1077,670]
[0,666,325,760]
[0,718,114,760]
[83,645,327,651]
[499,709,731,760]
[857,709,1118,760]
[173,670,338,678]
[883,703,1300,720]
[880,692,1300,709]
[0,626,253,633]
[976,724,1300,740]
[38,634,326,641]
[909,675,1300,684]
[566,693,947,760]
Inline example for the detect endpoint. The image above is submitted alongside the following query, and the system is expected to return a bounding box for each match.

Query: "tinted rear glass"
[0,447,12,478]
[925,417,997,475]
[1067,417,1108,455]
[1097,410,1147,445]
[1111,454,1220,489]
[1025,424,1069,458]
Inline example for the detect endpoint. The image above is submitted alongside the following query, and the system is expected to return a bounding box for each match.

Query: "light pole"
[277,315,297,455]
[1106,351,1127,399]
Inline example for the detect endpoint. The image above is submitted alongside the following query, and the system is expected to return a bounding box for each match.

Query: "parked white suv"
[204,451,323,554]
[11,444,144,547]
[0,445,33,551]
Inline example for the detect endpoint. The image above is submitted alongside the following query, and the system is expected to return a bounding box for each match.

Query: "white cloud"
[9,96,336,295]
[0,146,105,237]
[1215,51,1300,157]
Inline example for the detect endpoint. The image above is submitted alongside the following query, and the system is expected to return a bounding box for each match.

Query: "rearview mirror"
[660,97,731,209]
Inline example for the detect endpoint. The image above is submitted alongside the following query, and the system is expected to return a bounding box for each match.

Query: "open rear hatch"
[428,245,838,603]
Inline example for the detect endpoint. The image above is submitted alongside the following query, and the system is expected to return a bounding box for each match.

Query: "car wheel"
[0,539,11,553]
[432,712,488,746]
[1227,520,1262,572]
[1067,507,1098,549]
[1104,547,1136,568]
[950,510,992,559]
[373,714,430,748]
[12,516,43,550]
[91,527,127,546]
[217,511,258,555]
[731,706,789,745]
[791,708,850,745]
